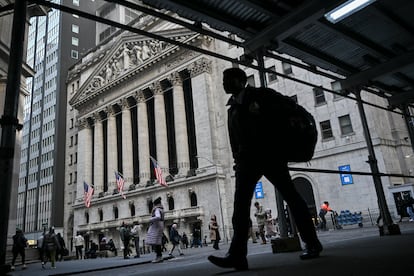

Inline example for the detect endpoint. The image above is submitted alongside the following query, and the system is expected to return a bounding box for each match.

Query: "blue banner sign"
[255,181,264,199]
[339,164,353,185]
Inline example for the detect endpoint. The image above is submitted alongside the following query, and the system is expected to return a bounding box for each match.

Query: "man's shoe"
[300,241,323,260]
[152,256,163,263]
[10,266,15,271]
[208,255,248,271]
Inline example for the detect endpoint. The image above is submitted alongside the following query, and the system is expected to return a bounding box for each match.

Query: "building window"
[247,75,255,87]
[71,50,78,59]
[320,120,333,140]
[267,65,278,82]
[282,62,293,74]
[168,197,175,210]
[98,209,103,221]
[313,87,326,105]
[190,192,197,207]
[73,0,79,6]
[72,37,79,46]
[130,203,135,216]
[113,206,118,219]
[72,24,79,33]
[339,115,354,135]
[85,212,89,224]
[148,200,154,214]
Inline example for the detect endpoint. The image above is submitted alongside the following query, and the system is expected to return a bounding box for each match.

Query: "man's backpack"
[251,87,318,162]
[283,100,317,162]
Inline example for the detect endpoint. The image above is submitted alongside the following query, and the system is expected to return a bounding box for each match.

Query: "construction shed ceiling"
[140,0,414,108]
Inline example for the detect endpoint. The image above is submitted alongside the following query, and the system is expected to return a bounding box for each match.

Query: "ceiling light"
[325,0,376,23]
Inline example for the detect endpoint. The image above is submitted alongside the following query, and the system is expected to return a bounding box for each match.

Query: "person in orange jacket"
[318,201,333,231]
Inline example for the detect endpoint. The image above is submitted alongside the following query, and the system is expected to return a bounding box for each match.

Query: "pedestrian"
[120,222,131,259]
[146,197,165,263]
[181,232,189,248]
[131,221,141,258]
[168,223,184,257]
[209,214,220,250]
[208,68,323,271]
[56,232,67,261]
[406,196,414,222]
[318,201,333,231]
[37,228,47,268]
[191,227,202,248]
[43,227,61,269]
[254,202,267,244]
[11,228,28,271]
[248,218,257,243]
[265,209,276,238]
[107,238,118,256]
[85,240,98,259]
[73,232,84,259]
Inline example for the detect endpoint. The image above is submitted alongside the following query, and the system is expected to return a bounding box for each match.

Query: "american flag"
[115,171,126,199]
[83,182,94,208]
[150,156,168,187]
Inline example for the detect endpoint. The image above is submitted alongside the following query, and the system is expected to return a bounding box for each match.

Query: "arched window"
[190,192,197,207]
[168,196,175,210]
[85,211,89,224]
[130,203,135,216]
[148,200,154,214]
[113,206,119,219]
[98,208,103,221]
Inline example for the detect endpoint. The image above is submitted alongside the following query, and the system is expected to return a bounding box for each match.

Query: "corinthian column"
[77,118,93,198]
[106,105,118,192]
[93,113,104,194]
[170,72,190,176]
[152,82,169,178]
[120,98,134,184]
[136,91,150,185]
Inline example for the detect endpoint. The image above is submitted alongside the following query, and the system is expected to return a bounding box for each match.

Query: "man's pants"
[228,160,319,258]
[75,246,83,259]
[134,237,140,257]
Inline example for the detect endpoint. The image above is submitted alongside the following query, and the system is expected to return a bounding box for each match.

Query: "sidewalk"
[7,221,414,276]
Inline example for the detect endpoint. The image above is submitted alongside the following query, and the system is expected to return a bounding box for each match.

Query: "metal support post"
[0,0,27,273]
[355,90,400,235]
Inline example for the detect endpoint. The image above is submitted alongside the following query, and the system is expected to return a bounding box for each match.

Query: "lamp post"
[195,156,228,244]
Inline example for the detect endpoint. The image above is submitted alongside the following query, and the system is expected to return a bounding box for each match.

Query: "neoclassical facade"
[65,17,414,250]
[65,20,237,248]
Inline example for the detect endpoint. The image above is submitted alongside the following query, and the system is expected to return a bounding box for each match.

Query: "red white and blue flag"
[83,182,94,208]
[150,156,168,187]
[115,171,126,199]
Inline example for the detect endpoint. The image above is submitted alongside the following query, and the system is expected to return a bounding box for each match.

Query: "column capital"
[78,117,90,130]
[120,98,130,110]
[105,105,116,116]
[134,90,146,103]
[92,112,102,123]
[169,72,183,86]
[151,81,163,95]
[188,57,212,78]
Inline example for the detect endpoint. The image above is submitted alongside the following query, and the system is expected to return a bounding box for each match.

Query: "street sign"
[339,164,353,185]
[255,181,264,199]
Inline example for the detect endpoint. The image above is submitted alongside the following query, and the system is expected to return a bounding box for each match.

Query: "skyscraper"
[17,0,96,240]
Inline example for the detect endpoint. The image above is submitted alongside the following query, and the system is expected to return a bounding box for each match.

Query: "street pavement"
[7,221,414,276]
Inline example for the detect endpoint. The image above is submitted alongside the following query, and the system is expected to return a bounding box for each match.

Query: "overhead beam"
[243,0,344,53]
[142,0,254,38]
[339,51,414,90]
[282,37,359,74]
[317,18,395,59]
[111,0,244,47]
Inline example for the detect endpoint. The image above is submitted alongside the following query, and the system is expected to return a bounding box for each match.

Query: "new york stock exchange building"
[64,15,413,250]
